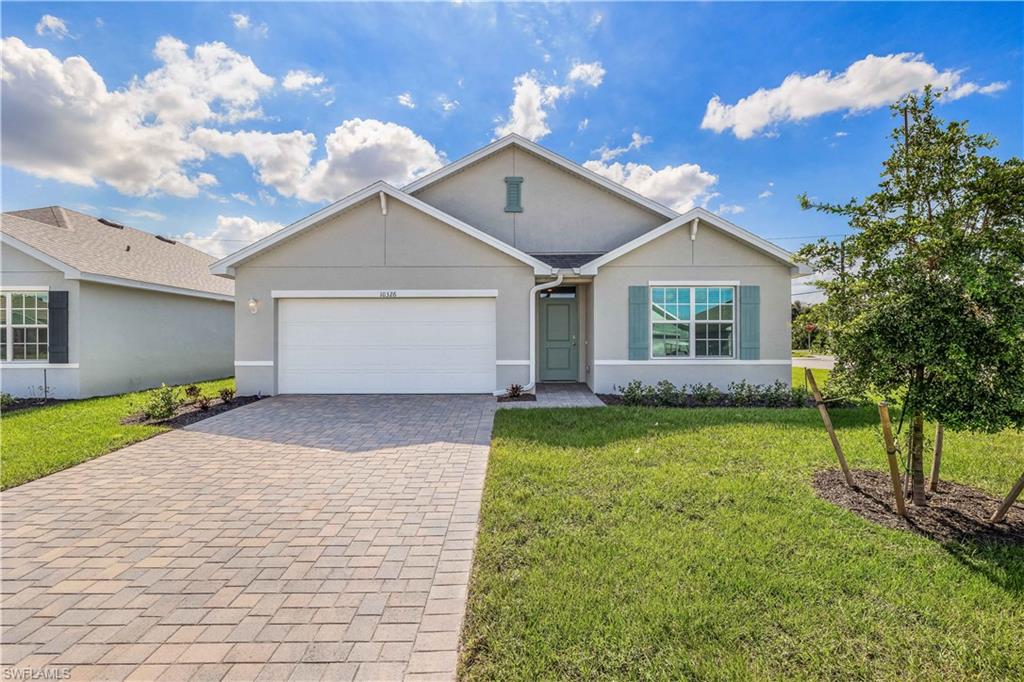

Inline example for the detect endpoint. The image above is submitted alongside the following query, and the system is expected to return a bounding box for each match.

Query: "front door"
[539,287,579,382]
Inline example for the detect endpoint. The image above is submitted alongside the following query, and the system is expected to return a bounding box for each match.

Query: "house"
[211,134,807,396]
[0,207,234,399]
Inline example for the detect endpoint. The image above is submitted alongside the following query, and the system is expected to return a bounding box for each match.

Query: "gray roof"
[530,253,606,269]
[1,207,233,298]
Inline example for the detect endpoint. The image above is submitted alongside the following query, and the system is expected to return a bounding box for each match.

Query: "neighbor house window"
[1,292,48,361]
[651,286,734,358]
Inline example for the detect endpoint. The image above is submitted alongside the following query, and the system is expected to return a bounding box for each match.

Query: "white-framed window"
[651,285,734,358]
[1,291,49,361]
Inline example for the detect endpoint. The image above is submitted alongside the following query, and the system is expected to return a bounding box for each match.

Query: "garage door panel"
[278,298,496,394]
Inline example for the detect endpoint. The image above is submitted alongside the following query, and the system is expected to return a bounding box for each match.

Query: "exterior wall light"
[248,297,260,314]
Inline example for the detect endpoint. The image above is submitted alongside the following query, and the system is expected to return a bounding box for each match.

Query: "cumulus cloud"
[583,159,719,212]
[230,12,268,37]
[193,118,445,203]
[717,204,745,215]
[494,61,606,141]
[282,70,325,91]
[231,192,255,205]
[178,215,284,258]
[702,53,1011,139]
[35,15,70,39]
[397,92,415,109]
[595,132,652,162]
[437,94,459,113]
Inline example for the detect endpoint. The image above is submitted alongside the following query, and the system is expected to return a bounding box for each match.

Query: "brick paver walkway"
[1,395,495,681]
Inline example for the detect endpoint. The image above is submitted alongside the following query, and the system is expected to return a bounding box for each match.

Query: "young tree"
[797,87,1024,506]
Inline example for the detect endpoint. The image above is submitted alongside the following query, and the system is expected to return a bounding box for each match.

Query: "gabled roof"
[209,182,554,277]
[1,207,234,300]
[577,207,811,276]
[403,133,679,220]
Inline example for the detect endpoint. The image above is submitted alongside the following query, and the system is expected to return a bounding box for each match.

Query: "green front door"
[539,288,579,382]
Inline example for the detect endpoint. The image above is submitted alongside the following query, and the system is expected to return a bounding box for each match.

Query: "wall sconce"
[248,297,260,314]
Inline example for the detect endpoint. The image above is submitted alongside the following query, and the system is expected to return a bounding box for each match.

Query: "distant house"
[0,207,233,399]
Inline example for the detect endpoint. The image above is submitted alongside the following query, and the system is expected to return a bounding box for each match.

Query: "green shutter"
[628,286,649,360]
[739,285,760,360]
[504,176,523,212]
[48,291,70,364]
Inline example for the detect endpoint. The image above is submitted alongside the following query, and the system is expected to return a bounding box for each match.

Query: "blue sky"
[2,2,1020,270]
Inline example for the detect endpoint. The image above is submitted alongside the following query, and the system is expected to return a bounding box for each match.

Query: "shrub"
[789,385,811,407]
[619,380,653,406]
[654,380,679,406]
[506,384,523,399]
[218,387,236,404]
[196,394,212,411]
[183,384,201,403]
[760,380,791,408]
[727,380,759,407]
[689,382,723,406]
[0,392,14,409]
[144,384,180,420]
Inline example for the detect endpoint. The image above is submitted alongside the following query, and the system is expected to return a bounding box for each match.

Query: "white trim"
[595,359,790,366]
[496,360,530,366]
[578,208,809,275]
[649,280,739,287]
[235,360,274,367]
[403,134,679,220]
[271,289,499,299]
[0,363,79,369]
[210,181,553,276]
[0,285,51,292]
[0,233,81,278]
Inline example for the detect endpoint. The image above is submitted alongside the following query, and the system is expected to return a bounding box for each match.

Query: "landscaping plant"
[506,384,523,399]
[195,394,212,411]
[183,384,202,403]
[218,387,236,404]
[798,87,1024,506]
[143,384,180,421]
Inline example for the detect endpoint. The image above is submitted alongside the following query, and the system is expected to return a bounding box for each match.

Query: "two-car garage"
[276,293,497,394]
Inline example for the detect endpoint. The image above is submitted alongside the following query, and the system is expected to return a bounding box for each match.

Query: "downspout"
[499,272,562,395]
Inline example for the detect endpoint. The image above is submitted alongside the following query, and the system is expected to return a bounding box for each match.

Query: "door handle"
[572,335,577,347]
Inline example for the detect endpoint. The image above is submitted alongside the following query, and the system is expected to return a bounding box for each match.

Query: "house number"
[379,290,398,298]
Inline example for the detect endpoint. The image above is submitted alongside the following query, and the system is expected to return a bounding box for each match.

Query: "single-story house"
[0,207,234,399]
[211,134,808,396]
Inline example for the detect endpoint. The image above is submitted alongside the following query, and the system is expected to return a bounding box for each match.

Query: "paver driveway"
[1,395,496,681]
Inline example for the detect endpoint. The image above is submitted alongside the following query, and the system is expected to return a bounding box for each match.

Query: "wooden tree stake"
[806,368,854,487]
[929,423,943,492]
[990,472,1024,523]
[878,402,907,517]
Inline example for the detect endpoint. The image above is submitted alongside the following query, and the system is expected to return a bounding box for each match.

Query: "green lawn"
[0,378,234,490]
[463,407,1024,680]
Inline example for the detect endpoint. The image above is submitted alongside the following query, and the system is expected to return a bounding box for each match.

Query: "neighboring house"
[0,207,234,399]
[212,134,808,396]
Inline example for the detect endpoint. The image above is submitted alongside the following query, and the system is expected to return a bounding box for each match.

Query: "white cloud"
[178,215,284,258]
[589,12,604,30]
[110,207,166,221]
[758,190,773,199]
[282,70,325,91]
[702,53,1011,139]
[397,92,416,109]
[717,204,745,215]
[230,13,250,29]
[578,118,589,132]
[231,192,255,205]
[193,118,445,203]
[595,132,652,162]
[258,189,276,206]
[0,36,273,197]
[834,131,848,137]
[35,15,70,39]
[95,18,104,29]
[583,160,718,212]
[494,62,606,141]
[231,12,268,37]
[437,94,459,113]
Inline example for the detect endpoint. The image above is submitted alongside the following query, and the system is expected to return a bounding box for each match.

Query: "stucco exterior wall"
[412,147,666,254]
[77,281,233,397]
[592,222,792,393]
[231,197,535,396]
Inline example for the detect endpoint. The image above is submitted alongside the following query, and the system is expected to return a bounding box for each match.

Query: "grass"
[463,406,1024,680]
[0,378,234,490]
[791,364,831,392]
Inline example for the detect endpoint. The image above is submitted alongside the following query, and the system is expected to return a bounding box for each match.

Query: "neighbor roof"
[1,207,234,300]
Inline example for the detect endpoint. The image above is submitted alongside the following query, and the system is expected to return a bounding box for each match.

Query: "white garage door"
[277,297,496,394]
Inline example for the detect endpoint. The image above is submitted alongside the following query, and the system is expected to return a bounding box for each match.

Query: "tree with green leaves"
[797,87,1024,506]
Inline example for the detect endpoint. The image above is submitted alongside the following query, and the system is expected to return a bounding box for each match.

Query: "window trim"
[1,289,51,363]
[648,282,738,360]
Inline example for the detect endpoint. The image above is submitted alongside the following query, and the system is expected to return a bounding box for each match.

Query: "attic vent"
[155,235,176,245]
[504,176,523,213]
[99,218,125,229]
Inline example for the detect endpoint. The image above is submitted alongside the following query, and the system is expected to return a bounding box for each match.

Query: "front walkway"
[1,395,495,681]
[500,383,605,409]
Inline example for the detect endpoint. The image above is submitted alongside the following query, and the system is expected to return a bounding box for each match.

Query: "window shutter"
[628,286,649,360]
[48,290,69,364]
[739,285,760,360]
[504,176,523,213]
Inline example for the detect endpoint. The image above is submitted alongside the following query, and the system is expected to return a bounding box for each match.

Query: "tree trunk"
[909,411,927,506]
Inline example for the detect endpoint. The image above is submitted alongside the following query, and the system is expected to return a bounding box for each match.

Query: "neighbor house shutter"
[628,286,649,360]
[504,176,523,212]
[48,290,69,364]
[739,285,760,360]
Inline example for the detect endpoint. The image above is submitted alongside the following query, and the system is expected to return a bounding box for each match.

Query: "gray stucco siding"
[232,197,535,396]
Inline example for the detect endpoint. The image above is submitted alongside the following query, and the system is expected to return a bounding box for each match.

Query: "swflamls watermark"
[1,668,72,680]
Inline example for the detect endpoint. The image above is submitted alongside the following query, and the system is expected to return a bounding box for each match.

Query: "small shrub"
[619,380,653,406]
[218,387,236,404]
[727,380,760,407]
[789,385,811,407]
[654,380,679,406]
[144,384,180,420]
[195,394,212,411]
[761,380,791,408]
[0,392,14,409]
[183,384,201,403]
[506,384,523,399]
[689,382,723,406]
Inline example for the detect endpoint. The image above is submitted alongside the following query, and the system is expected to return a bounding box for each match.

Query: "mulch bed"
[497,393,537,403]
[2,398,70,414]
[813,468,1023,546]
[121,395,260,428]
[596,394,820,408]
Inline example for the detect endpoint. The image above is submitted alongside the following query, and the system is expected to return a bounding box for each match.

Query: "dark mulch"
[121,395,260,428]
[596,394,818,408]
[813,468,1023,546]
[497,393,537,403]
[2,398,70,414]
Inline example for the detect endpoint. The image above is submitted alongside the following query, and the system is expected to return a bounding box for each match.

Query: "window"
[2,292,48,361]
[651,286,734,358]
